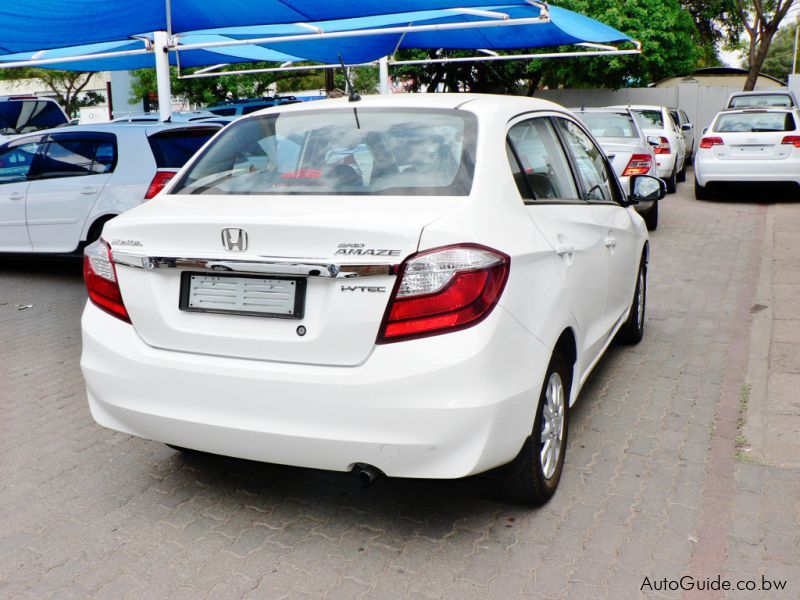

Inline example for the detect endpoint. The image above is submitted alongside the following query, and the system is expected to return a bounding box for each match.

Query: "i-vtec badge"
[335,243,401,257]
[221,228,248,252]
[341,285,387,293]
[111,238,143,247]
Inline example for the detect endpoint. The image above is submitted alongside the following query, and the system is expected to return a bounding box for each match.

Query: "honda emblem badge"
[221,228,248,252]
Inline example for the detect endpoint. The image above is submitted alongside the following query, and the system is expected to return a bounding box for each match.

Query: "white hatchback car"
[0,122,220,254]
[81,94,664,504]
[694,107,800,199]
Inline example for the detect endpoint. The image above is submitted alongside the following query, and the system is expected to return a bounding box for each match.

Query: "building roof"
[652,67,786,87]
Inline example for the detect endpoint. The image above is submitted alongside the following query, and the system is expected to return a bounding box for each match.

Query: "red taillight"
[653,136,671,155]
[781,135,800,148]
[83,239,130,323]
[622,153,653,177]
[377,244,510,343]
[145,171,177,199]
[700,137,724,149]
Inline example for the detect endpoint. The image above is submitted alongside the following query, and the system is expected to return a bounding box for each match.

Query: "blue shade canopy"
[0,0,541,54]
[0,4,632,71]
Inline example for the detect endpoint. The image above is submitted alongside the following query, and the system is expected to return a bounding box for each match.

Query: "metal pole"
[153,31,172,121]
[379,56,390,94]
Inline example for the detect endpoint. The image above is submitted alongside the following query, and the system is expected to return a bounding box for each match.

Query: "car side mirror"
[646,135,661,147]
[629,175,666,204]
[681,123,693,132]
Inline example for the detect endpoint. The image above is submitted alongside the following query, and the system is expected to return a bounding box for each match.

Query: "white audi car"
[81,95,664,504]
[694,107,800,199]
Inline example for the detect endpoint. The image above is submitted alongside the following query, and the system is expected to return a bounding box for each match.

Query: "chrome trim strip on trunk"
[112,252,395,279]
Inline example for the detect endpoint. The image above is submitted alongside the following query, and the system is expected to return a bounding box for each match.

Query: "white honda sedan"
[694,108,800,199]
[81,94,664,504]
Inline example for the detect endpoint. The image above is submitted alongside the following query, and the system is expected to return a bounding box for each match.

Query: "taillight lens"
[653,136,671,155]
[377,244,510,343]
[700,137,724,149]
[84,239,130,323]
[622,154,653,177]
[145,171,177,199]
[781,135,800,148]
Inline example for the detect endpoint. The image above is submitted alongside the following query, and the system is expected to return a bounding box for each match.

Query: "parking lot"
[1,171,798,599]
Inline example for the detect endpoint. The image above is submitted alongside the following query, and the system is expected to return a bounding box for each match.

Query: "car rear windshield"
[0,100,68,136]
[148,127,219,168]
[632,109,664,129]
[714,112,796,132]
[729,94,793,109]
[578,112,638,138]
[171,108,477,196]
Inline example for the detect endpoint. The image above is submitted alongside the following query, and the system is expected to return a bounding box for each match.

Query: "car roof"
[611,105,666,111]
[1,121,221,144]
[242,93,571,119]
[0,95,60,103]
[573,107,633,115]
[728,91,793,96]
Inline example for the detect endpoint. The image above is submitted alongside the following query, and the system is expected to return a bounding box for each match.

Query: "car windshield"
[714,112,796,132]
[632,110,664,129]
[171,108,477,196]
[578,113,638,139]
[0,100,67,136]
[729,94,793,109]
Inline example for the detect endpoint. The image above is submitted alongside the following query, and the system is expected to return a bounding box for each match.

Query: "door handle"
[9,192,24,201]
[604,236,617,249]
[81,186,98,195]
[556,244,575,257]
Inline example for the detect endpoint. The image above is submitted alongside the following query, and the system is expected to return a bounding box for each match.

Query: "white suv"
[81,94,664,504]
[0,122,220,254]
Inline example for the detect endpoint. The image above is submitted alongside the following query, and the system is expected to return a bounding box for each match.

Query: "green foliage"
[130,64,379,108]
[0,68,103,115]
[394,0,702,93]
[760,21,797,82]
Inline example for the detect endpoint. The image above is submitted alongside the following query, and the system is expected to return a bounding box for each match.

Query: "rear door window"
[506,118,579,201]
[0,100,68,136]
[632,110,664,129]
[39,136,118,178]
[148,127,219,168]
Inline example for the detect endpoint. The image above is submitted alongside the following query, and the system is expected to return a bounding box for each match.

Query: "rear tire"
[676,158,687,183]
[501,352,570,506]
[665,167,677,194]
[694,179,712,200]
[617,257,646,345]
[643,202,659,231]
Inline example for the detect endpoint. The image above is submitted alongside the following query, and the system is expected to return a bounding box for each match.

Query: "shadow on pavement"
[0,254,83,277]
[700,181,800,204]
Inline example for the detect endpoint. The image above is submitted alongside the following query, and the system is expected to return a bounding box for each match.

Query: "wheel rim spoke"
[540,372,565,480]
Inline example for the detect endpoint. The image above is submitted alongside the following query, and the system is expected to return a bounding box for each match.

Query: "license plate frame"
[179,271,306,319]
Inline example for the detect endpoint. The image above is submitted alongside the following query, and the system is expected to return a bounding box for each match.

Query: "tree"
[761,20,798,81]
[680,0,741,66]
[393,0,700,92]
[0,68,103,116]
[734,0,796,90]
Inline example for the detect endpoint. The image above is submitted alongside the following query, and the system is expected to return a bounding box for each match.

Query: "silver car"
[574,107,660,230]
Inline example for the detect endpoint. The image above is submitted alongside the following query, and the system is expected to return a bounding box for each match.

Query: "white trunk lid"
[108,194,461,366]
[712,131,791,161]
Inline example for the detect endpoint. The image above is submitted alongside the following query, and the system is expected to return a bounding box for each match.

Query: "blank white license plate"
[181,273,304,318]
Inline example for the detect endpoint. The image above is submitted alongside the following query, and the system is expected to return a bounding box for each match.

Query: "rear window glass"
[0,100,68,136]
[714,112,796,132]
[171,108,477,196]
[577,112,638,138]
[729,94,793,109]
[148,128,218,168]
[208,107,237,116]
[632,110,664,129]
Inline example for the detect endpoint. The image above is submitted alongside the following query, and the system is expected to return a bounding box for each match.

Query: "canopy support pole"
[379,57,390,94]
[153,31,172,121]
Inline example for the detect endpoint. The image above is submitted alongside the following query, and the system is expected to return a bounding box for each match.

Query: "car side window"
[506,118,579,202]
[0,142,40,184]
[40,138,114,178]
[555,118,618,204]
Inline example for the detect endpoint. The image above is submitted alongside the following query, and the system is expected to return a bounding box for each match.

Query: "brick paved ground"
[0,172,797,599]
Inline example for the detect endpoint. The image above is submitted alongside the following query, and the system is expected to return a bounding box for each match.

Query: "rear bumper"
[695,154,800,186]
[81,302,551,479]
[655,154,677,178]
